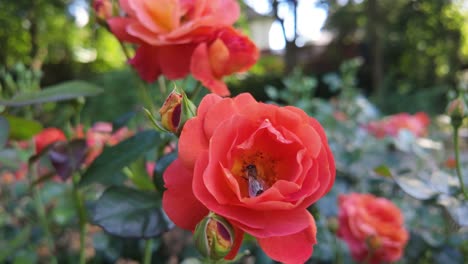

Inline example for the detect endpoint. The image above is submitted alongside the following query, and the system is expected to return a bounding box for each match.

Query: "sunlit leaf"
[2,115,42,140]
[0,81,103,106]
[91,186,173,238]
[373,164,393,178]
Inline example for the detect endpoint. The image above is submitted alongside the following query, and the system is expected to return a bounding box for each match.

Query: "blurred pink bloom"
[365,112,430,138]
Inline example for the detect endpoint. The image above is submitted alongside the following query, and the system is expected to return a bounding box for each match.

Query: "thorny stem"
[453,125,468,200]
[28,163,58,264]
[116,39,156,113]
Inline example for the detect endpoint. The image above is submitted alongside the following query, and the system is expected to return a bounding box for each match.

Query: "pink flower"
[365,112,430,138]
[337,193,409,264]
[84,122,133,165]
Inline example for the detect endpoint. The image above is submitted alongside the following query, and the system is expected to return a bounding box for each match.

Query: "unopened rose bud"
[193,214,234,260]
[447,97,466,119]
[159,91,183,133]
[327,217,339,234]
[447,97,466,128]
[366,235,382,251]
[93,0,113,22]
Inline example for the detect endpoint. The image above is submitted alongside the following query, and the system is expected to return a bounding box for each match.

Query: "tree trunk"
[367,0,384,102]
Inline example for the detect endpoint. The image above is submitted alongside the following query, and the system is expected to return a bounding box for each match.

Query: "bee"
[245,164,266,197]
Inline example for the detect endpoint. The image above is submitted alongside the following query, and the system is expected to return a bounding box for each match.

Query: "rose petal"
[179,117,209,169]
[191,42,230,96]
[224,224,244,260]
[107,18,143,44]
[162,159,209,231]
[129,45,162,82]
[193,152,311,237]
[257,213,317,264]
[158,44,195,79]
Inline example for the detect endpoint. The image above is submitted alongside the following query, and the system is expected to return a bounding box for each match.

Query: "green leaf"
[0,116,9,148]
[0,81,103,106]
[2,115,43,140]
[90,186,173,238]
[373,164,393,178]
[80,130,161,187]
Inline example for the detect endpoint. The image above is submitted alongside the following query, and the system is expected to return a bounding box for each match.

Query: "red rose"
[163,93,335,263]
[108,0,257,95]
[337,193,409,264]
[34,127,67,154]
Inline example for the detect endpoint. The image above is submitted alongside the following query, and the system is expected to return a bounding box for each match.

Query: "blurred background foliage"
[1,0,467,120]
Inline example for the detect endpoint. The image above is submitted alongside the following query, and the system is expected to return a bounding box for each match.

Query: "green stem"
[334,236,343,264]
[190,81,203,101]
[28,164,57,264]
[453,126,468,200]
[143,239,153,264]
[158,76,167,95]
[72,176,87,264]
[118,40,132,62]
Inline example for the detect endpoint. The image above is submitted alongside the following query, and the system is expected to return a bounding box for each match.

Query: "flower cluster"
[364,112,430,138]
[337,193,409,264]
[106,0,259,96]
[163,93,336,263]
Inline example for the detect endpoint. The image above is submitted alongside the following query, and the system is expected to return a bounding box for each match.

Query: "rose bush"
[34,127,67,154]
[364,112,430,138]
[163,93,336,263]
[337,193,409,264]
[107,0,258,95]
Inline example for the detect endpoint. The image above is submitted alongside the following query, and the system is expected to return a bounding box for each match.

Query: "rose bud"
[159,91,183,133]
[92,0,113,22]
[193,214,234,260]
[159,90,196,134]
[447,97,466,119]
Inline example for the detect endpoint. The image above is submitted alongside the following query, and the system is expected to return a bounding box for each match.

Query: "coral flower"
[107,0,257,95]
[365,112,430,138]
[337,193,409,264]
[163,93,336,263]
[34,127,67,154]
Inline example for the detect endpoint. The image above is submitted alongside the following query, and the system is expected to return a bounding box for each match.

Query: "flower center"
[230,150,278,198]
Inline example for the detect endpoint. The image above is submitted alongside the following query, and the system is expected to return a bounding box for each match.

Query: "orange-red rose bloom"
[337,193,409,264]
[108,0,258,96]
[34,127,67,154]
[163,93,336,263]
[365,112,430,138]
